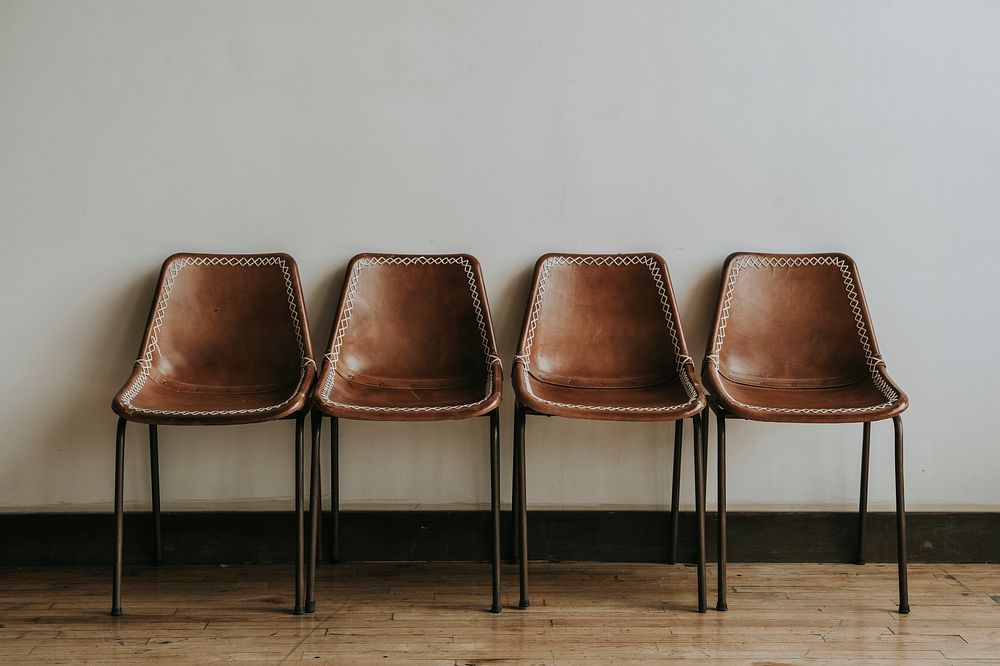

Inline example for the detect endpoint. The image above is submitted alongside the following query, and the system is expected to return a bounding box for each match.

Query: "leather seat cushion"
[318,373,501,422]
[517,367,703,422]
[709,369,906,424]
[114,375,310,426]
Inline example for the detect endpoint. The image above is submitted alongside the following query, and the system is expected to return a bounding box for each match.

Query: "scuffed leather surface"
[112,253,315,426]
[702,252,908,424]
[513,253,706,422]
[313,254,502,421]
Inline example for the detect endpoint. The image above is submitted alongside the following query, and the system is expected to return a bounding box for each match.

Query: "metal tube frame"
[111,413,309,617]
[149,425,162,566]
[489,409,502,613]
[515,401,708,613]
[711,409,910,615]
[312,409,502,614]
[668,420,683,565]
[306,410,323,613]
[856,421,871,565]
[329,416,340,564]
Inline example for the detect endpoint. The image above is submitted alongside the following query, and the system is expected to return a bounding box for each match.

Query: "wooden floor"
[1,563,998,664]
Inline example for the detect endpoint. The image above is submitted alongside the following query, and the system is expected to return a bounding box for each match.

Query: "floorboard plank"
[1,563,998,663]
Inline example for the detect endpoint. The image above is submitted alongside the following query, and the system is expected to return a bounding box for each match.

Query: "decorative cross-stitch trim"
[318,256,500,413]
[120,256,312,417]
[709,255,899,415]
[517,255,698,413]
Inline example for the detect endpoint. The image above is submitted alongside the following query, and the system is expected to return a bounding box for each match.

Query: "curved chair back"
[515,253,691,389]
[706,252,881,389]
[324,254,499,391]
[134,253,311,394]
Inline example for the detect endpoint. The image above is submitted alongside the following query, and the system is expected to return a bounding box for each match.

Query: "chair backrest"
[325,254,498,389]
[516,253,691,388]
[137,253,311,392]
[707,252,881,388]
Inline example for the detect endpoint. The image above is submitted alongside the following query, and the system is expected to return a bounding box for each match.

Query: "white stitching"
[710,255,899,415]
[517,255,698,413]
[318,256,499,413]
[120,256,311,417]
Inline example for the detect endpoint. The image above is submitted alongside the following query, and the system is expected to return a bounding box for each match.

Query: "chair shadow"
[27,267,161,510]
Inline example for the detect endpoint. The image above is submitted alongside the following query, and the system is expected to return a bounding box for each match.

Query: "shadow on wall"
[493,259,536,364]
[31,266,161,508]
[305,259,351,361]
[18,251,725,512]
[685,258,726,371]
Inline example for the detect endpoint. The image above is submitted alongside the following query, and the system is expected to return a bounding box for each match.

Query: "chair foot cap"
[110,608,123,617]
[490,604,502,614]
[716,603,728,612]
[304,601,315,613]
[855,559,866,566]
[293,606,304,615]
[898,605,910,615]
[518,599,530,609]
[697,605,707,614]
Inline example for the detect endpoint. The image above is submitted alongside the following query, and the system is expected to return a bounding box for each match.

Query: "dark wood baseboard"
[0,511,996,566]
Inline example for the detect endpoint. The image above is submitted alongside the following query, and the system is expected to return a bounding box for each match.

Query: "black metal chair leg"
[293,413,305,615]
[149,424,162,566]
[489,409,502,613]
[701,410,709,492]
[509,417,521,565]
[306,411,322,613]
[856,422,871,565]
[111,417,126,617]
[669,420,683,565]
[716,412,727,612]
[894,416,910,614]
[515,402,529,609]
[692,414,706,613]
[330,416,340,564]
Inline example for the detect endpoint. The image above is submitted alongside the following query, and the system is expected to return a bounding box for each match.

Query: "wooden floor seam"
[1,562,998,664]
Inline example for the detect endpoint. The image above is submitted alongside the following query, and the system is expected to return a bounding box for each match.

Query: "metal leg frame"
[112,414,307,616]
[313,411,500,613]
[489,409,502,613]
[856,422,871,565]
[112,420,163,616]
[715,411,727,612]
[329,416,340,564]
[149,425,162,567]
[669,420,683,565]
[111,418,126,616]
[293,414,306,615]
[306,411,322,613]
[714,413,910,615]
[515,402,529,609]
[516,405,707,614]
[510,420,521,565]
[894,416,910,614]
[693,413,708,613]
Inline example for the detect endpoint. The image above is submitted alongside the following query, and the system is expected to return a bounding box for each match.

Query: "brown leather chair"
[111,253,316,616]
[309,253,503,612]
[702,252,910,614]
[512,253,709,613]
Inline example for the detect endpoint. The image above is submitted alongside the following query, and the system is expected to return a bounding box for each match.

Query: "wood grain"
[1,563,998,663]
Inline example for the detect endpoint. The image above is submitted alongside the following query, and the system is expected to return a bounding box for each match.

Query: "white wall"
[1,0,998,513]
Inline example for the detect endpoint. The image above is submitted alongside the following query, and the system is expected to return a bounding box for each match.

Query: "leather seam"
[120,255,312,417]
[708,255,898,415]
[318,256,500,413]
[517,255,698,413]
